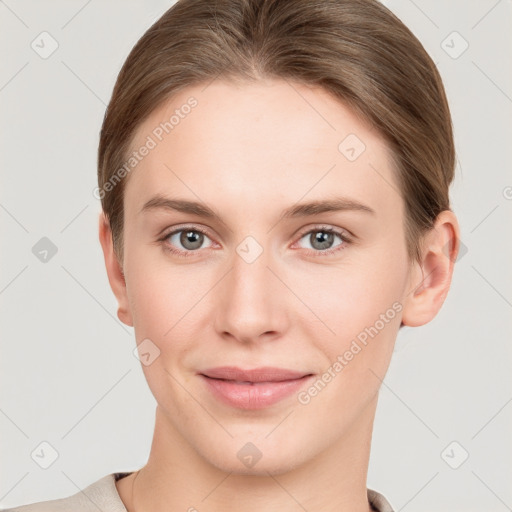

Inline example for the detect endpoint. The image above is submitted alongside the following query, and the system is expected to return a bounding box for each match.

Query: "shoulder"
[367,487,395,512]
[0,473,130,512]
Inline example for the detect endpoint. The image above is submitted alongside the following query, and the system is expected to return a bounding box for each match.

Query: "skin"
[99,78,459,512]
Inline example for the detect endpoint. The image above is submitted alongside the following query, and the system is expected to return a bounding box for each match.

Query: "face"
[112,78,415,474]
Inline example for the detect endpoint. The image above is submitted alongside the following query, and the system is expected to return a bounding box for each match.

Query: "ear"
[401,210,460,327]
[98,211,133,327]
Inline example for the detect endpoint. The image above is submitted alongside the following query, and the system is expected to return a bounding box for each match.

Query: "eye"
[159,225,214,257]
[158,224,352,259]
[294,225,351,256]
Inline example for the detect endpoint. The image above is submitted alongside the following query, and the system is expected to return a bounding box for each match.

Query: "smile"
[198,366,314,410]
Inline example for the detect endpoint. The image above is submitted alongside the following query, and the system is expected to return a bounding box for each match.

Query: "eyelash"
[294,225,352,257]
[158,224,352,259]
[158,225,213,259]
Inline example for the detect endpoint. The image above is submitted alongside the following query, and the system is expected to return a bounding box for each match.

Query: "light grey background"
[1,0,511,510]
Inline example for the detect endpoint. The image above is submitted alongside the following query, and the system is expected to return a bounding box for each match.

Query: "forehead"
[125,78,400,217]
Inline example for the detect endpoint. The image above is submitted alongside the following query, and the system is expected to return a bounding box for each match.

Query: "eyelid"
[159,223,213,241]
[290,224,353,256]
[294,223,354,242]
[157,224,216,257]
[158,223,354,257]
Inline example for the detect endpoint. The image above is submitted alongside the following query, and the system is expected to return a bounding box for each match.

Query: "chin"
[207,451,305,477]
[196,430,312,477]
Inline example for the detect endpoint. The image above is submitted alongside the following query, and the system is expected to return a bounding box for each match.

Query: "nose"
[213,240,290,344]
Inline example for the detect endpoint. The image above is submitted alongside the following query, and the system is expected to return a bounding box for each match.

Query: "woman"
[3,0,459,510]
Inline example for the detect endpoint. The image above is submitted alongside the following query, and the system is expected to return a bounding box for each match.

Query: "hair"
[97,0,455,267]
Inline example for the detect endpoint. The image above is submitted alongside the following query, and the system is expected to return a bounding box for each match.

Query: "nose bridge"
[214,235,287,341]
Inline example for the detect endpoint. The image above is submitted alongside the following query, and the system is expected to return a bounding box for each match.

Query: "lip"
[199,366,314,410]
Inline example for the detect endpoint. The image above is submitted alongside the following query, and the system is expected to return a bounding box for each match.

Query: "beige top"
[1,472,395,512]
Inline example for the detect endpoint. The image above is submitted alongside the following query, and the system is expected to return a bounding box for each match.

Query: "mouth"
[198,366,314,409]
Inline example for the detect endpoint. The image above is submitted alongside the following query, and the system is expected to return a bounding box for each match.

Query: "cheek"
[296,266,403,420]
[319,253,405,328]
[125,242,200,327]
[125,255,204,407]
[304,247,407,374]
[124,245,218,373]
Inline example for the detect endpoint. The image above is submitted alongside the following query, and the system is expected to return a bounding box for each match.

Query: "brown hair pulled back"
[98,0,455,266]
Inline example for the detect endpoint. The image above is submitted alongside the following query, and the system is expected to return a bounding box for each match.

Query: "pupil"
[313,231,333,250]
[181,230,203,249]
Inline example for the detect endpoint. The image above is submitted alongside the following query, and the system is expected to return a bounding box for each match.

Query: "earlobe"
[98,211,133,327]
[401,210,460,328]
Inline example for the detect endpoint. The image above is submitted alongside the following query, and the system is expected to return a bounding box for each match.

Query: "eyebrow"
[139,194,375,220]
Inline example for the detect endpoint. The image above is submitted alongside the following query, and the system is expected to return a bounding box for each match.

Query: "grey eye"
[168,229,212,251]
[297,230,344,251]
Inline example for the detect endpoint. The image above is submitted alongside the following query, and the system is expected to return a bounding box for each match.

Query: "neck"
[120,399,378,512]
